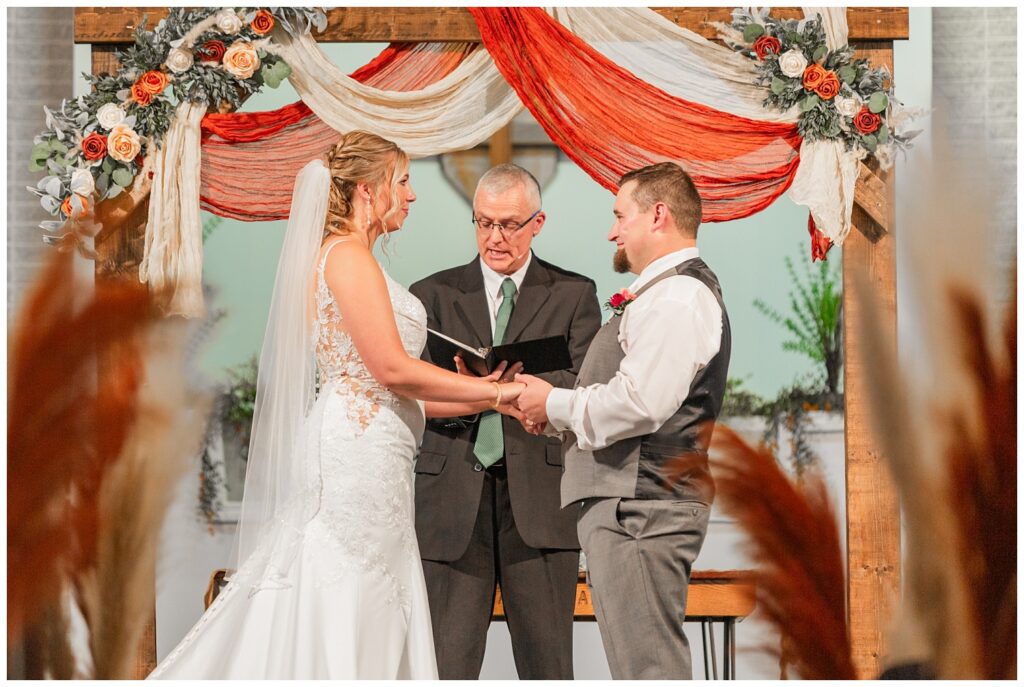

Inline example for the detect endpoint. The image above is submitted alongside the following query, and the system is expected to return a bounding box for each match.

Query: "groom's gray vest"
[561,258,730,508]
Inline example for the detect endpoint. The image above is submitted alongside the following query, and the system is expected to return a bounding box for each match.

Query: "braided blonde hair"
[323,131,410,238]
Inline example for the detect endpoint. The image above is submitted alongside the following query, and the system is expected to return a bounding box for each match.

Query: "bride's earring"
[365,196,372,231]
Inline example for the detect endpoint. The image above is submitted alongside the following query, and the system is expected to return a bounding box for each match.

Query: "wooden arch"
[74,7,907,679]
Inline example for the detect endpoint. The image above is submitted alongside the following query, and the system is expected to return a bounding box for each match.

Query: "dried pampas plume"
[853,112,1015,679]
[709,427,856,679]
[8,248,209,678]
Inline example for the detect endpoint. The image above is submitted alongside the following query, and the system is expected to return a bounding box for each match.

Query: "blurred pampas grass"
[8,248,209,678]
[854,117,1016,679]
[703,117,1014,679]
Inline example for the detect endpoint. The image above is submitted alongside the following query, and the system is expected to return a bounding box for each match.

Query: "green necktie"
[473,277,517,468]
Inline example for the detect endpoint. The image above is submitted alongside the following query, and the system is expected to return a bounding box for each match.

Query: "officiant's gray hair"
[475,163,542,210]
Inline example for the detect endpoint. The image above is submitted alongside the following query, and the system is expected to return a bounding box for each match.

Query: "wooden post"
[844,41,900,679]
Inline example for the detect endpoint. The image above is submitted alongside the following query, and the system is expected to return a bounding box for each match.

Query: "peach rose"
[107,125,142,163]
[61,194,89,218]
[815,71,840,100]
[251,9,275,35]
[802,64,827,92]
[222,41,261,80]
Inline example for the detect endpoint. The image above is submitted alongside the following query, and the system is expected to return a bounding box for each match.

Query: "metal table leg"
[708,619,719,679]
[702,621,711,680]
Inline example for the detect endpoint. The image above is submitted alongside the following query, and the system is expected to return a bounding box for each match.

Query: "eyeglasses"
[472,209,541,241]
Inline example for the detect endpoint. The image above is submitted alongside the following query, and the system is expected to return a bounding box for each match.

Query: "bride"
[150,131,525,679]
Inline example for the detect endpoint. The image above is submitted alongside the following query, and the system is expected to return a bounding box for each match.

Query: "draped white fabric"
[788,7,865,246]
[139,100,207,317]
[270,30,524,158]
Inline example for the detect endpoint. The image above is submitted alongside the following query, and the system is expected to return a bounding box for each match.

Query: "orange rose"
[130,81,152,106]
[138,69,170,95]
[753,35,782,60]
[60,195,89,218]
[251,9,275,35]
[815,71,840,100]
[853,106,882,135]
[802,64,827,92]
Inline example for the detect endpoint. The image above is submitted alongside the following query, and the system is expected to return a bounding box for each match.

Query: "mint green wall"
[73,10,933,400]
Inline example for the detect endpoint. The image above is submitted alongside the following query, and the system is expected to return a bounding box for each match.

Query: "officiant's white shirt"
[479,251,532,337]
[546,247,722,452]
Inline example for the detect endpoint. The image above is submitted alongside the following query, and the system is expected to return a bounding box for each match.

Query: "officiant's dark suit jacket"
[409,255,600,559]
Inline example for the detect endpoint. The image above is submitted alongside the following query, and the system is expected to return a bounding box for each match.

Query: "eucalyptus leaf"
[743,23,765,42]
[107,183,124,199]
[41,195,61,214]
[771,76,787,95]
[877,123,889,144]
[49,139,69,154]
[799,94,820,112]
[30,143,50,162]
[812,45,827,62]
[838,65,856,84]
[28,158,46,172]
[97,172,110,196]
[111,167,134,188]
[868,91,888,113]
[102,157,114,173]
[861,134,878,152]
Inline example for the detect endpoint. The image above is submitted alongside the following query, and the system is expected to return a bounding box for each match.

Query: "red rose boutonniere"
[604,288,637,315]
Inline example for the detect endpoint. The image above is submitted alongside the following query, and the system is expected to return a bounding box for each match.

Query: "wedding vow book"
[426,328,573,377]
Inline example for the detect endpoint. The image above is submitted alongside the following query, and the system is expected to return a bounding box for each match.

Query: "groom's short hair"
[619,163,702,237]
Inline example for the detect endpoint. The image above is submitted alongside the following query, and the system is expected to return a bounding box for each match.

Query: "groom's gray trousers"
[577,496,711,680]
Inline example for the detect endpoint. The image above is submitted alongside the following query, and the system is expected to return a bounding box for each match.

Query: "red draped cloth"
[469,8,803,222]
[199,42,478,221]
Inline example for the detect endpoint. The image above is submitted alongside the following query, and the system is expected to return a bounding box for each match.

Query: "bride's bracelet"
[490,381,503,409]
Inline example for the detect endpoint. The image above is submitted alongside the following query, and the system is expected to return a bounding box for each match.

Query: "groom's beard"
[613,248,631,274]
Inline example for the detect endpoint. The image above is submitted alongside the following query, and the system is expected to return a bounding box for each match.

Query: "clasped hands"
[454,357,554,436]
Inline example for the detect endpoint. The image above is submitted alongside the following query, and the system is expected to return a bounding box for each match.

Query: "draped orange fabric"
[469,8,803,222]
[199,42,478,221]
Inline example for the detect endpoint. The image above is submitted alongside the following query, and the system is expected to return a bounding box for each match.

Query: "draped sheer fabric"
[143,8,865,315]
[471,7,803,222]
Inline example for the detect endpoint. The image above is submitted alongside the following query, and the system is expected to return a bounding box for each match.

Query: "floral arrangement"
[27,7,326,240]
[603,288,637,315]
[718,8,920,167]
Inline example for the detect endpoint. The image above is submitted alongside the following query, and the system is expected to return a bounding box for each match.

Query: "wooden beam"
[844,40,900,681]
[854,161,890,236]
[75,7,909,44]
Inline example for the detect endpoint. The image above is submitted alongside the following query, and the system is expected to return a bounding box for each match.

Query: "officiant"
[409,164,600,679]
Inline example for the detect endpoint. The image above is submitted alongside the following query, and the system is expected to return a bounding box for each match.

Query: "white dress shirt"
[545,247,723,451]
[479,252,532,338]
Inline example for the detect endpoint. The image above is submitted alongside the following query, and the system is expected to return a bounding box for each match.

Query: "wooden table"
[206,568,756,679]
[493,569,756,680]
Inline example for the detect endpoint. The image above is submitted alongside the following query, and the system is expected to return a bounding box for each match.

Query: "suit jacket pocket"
[414,451,448,475]
[545,441,563,467]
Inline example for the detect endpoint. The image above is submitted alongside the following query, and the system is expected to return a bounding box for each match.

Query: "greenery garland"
[27,7,326,242]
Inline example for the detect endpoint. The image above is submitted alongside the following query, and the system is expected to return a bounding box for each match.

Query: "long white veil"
[227,159,330,592]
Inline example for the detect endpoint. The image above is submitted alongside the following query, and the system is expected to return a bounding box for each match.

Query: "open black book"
[426,328,573,377]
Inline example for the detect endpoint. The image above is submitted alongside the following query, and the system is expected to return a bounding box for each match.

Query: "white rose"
[835,95,861,118]
[70,168,95,198]
[778,49,808,78]
[222,41,261,80]
[166,47,194,74]
[96,102,126,130]
[215,9,243,35]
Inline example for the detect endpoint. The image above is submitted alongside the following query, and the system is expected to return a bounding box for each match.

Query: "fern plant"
[754,247,843,396]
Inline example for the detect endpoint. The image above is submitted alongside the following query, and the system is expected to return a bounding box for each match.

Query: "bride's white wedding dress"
[150,244,437,679]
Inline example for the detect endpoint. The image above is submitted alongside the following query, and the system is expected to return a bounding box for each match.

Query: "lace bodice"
[313,242,428,432]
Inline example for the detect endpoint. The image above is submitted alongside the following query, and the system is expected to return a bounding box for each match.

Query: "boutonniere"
[603,288,637,315]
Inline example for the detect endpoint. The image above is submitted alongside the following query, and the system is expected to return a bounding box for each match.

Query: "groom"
[516,162,731,679]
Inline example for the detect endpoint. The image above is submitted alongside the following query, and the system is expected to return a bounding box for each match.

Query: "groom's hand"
[514,373,552,427]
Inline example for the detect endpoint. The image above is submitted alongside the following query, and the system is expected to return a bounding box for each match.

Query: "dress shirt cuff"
[546,387,574,432]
